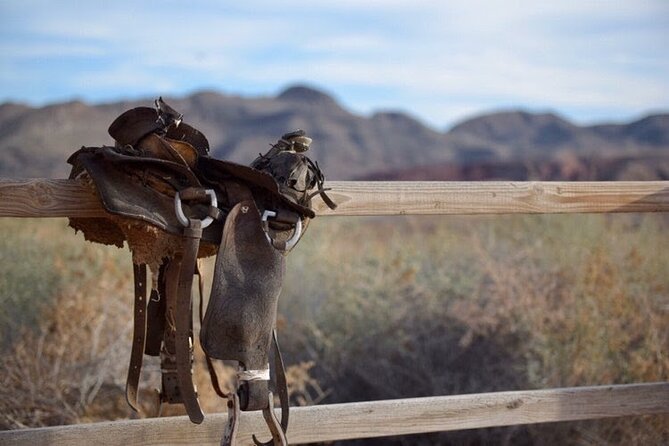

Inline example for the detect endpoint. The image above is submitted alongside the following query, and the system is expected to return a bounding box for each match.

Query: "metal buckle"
[261,210,302,250]
[174,189,217,228]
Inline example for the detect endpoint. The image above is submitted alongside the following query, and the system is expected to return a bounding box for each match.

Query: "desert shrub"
[0,219,64,347]
[0,218,132,428]
[0,280,132,428]
[279,214,669,444]
[0,219,130,347]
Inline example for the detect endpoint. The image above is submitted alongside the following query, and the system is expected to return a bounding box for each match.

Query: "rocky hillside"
[0,85,667,180]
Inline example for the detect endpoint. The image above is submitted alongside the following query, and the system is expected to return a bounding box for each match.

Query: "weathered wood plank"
[0,179,668,218]
[2,382,668,445]
[0,178,105,218]
[314,180,669,215]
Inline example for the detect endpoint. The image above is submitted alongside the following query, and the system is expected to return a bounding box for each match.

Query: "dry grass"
[279,214,669,444]
[0,218,132,428]
[1,214,668,444]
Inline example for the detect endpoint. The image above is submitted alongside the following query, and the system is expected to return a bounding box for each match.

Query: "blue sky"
[1,0,668,128]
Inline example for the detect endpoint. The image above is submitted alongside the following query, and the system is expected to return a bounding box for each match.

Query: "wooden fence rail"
[2,382,668,446]
[1,179,668,217]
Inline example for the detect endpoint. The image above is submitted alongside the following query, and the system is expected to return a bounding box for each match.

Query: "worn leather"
[108,107,162,147]
[144,263,167,356]
[200,200,285,411]
[126,264,148,414]
[174,220,205,424]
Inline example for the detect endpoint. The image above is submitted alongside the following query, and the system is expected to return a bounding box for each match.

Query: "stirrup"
[220,381,288,446]
[261,210,302,250]
[253,392,287,446]
[174,189,217,228]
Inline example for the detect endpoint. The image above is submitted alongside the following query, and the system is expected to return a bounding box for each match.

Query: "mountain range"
[1,85,667,180]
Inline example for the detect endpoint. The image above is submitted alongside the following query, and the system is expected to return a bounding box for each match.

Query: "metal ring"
[261,210,302,250]
[174,189,218,228]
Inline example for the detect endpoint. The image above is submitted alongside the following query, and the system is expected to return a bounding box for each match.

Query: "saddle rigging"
[67,98,336,445]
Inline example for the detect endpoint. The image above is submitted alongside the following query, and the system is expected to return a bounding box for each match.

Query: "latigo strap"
[175,219,205,424]
[125,264,147,414]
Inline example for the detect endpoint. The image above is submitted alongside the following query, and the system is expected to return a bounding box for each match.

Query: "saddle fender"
[200,199,285,411]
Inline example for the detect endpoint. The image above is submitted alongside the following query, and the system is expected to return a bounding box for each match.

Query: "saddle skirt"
[67,98,335,445]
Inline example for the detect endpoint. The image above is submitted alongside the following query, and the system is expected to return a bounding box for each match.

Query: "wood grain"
[2,382,668,445]
[313,180,669,215]
[0,178,105,218]
[1,179,668,218]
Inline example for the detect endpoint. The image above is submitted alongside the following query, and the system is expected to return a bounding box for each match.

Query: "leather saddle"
[67,98,336,445]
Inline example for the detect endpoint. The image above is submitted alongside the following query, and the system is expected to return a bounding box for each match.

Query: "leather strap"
[272,330,289,434]
[221,393,241,446]
[126,263,148,414]
[160,259,181,405]
[145,261,167,356]
[175,219,205,424]
[196,262,227,399]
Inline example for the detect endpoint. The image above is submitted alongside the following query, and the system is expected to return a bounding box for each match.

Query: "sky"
[1,0,668,129]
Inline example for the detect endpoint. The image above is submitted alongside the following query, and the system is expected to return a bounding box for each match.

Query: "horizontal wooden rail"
[2,382,668,445]
[0,179,668,218]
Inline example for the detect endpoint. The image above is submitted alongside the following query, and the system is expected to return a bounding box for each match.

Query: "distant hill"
[0,85,667,180]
